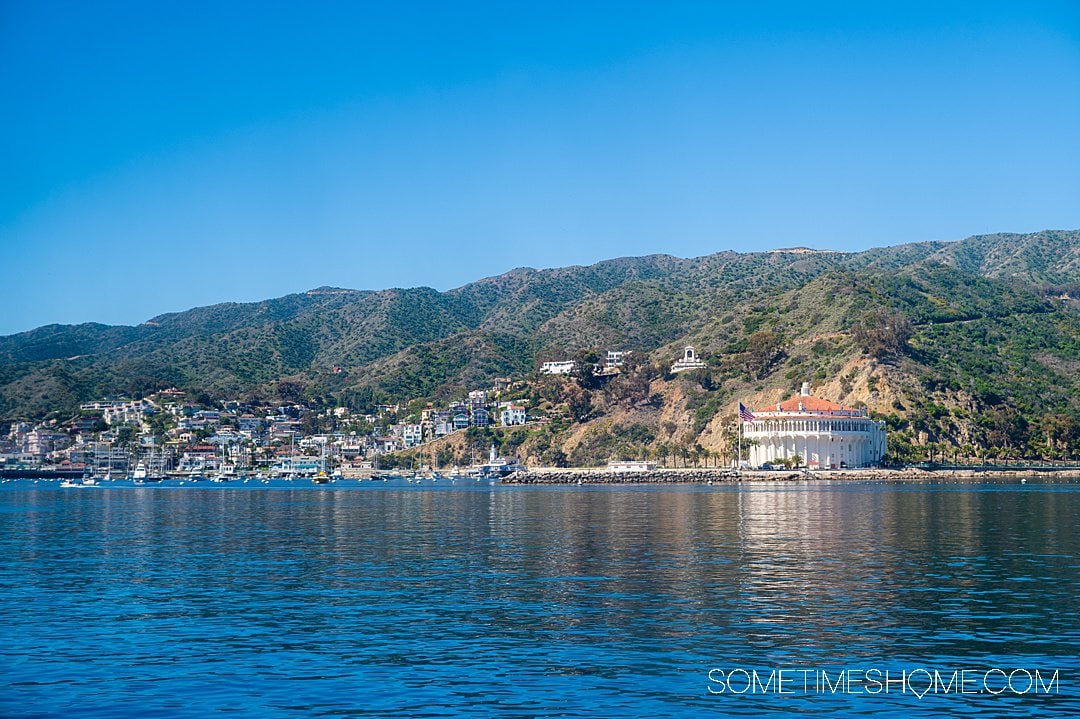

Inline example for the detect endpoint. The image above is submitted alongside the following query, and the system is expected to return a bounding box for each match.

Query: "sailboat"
[147,449,166,481]
[431,445,444,480]
[313,444,329,484]
[212,443,236,482]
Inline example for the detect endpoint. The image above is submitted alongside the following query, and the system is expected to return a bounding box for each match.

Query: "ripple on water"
[0,481,1077,718]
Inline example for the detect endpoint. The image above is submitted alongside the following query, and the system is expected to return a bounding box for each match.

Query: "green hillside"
[2,229,1078,462]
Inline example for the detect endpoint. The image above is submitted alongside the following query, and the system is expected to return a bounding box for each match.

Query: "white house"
[500,405,527,426]
[401,424,423,448]
[540,361,575,375]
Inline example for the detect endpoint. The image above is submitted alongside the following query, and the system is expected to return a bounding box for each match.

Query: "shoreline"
[503,466,1080,483]
[4,467,1078,486]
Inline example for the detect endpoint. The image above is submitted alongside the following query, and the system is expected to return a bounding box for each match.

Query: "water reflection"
[0,481,1076,717]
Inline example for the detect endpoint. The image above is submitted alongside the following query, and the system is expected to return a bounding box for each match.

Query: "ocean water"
[0,479,1077,718]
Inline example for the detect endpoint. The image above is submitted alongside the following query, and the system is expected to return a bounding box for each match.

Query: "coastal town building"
[741,383,886,469]
[500,405,527,426]
[79,400,128,412]
[237,415,264,434]
[25,428,70,458]
[71,416,101,434]
[540,360,575,375]
[7,422,32,443]
[103,400,155,426]
[605,350,625,368]
[178,447,218,473]
[400,424,423,448]
[597,349,630,375]
[671,346,707,373]
[373,437,399,454]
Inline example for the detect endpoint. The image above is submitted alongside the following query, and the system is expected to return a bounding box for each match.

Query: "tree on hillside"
[340,386,377,413]
[1040,412,1078,457]
[852,309,913,359]
[745,330,784,378]
[571,349,605,390]
[565,386,593,422]
[980,406,1029,455]
[276,379,307,404]
[603,353,659,407]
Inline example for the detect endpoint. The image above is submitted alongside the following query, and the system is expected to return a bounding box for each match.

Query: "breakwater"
[504,466,1080,484]
[506,469,773,484]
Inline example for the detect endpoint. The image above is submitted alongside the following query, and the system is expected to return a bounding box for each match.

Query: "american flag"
[738,403,756,423]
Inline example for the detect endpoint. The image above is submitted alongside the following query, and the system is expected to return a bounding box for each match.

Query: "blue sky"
[2,1,1078,335]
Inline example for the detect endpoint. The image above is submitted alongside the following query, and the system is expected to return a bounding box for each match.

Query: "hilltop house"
[540,361,575,375]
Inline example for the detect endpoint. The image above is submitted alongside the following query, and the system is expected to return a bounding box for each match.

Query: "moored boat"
[469,443,526,480]
[61,477,100,488]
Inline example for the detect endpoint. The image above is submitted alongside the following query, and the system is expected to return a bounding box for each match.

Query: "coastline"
[503,466,1080,484]
[4,467,1078,486]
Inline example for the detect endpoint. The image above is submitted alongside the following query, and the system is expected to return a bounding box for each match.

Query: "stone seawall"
[503,467,1080,484]
[506,469,780,484]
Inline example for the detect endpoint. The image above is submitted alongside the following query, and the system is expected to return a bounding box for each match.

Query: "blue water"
[1,479,1077,717]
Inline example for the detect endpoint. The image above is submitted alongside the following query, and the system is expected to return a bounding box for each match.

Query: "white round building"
[742,383,886,469]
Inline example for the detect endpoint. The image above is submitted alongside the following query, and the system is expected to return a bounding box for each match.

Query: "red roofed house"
[741,382,886,469]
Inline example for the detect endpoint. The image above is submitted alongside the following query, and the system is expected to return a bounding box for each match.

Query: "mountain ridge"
[2,228,1078,465]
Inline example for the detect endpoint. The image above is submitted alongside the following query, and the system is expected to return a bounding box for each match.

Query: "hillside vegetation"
[2,229,1079,463]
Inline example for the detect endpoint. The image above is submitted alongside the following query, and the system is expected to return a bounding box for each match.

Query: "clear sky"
[2,1,1078,335]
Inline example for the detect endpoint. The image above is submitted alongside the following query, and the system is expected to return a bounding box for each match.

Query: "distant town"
[0,350,641,478]
[2,379,532,479]
[0,345,898,479]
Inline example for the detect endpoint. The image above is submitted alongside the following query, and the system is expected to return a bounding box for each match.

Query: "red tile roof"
[756,395,856,413]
